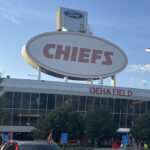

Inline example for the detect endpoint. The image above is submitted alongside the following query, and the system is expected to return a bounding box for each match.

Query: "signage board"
[22,31,128,80]
[90,87,133,96]
[3,134,10,143]
[56,7,87,32]
[61,133,68,144]
[122,135,129,145]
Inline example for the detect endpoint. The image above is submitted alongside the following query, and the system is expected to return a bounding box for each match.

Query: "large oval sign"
[22,32,128,80]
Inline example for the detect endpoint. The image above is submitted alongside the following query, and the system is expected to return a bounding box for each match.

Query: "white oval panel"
[22,32,128,80]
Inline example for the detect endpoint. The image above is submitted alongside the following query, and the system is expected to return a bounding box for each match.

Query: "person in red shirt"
[112,142,119,149]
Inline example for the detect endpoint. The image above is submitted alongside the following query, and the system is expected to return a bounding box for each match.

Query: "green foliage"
[0,93,12,108]
[0,109,10,122]
[33,105,117,144]
[131,112,150,142]
[33,106,85,142]
[85,106,117,143]
[0,73,3,91]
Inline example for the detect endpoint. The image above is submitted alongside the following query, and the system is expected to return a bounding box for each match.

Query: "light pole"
[145,48,150,89]
[145,48,150,52]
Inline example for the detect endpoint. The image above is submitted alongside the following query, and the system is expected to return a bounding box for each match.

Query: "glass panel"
[114,99,127,114]
[147,101,150,112]
[78,96,86,112]
[0,108,3,125]
[20,109,29,126]
[133,114,139,121]
[120,99,127,113]
[140,101,146,114]
[128,100,134,114]
[22,93,31,109]
[120,114,127,128]
[39,110,46,115]
[39,94,47,109]
[101,97,107,107]
[114,99,121,113]
[47,110,53,114]
[127,115,133,128]
[94,97,100,106]
[133,101,140,115]
[13,92,22,108]
[86,96,93,111]
[64,95,72,106]
[29,110,39,126]
[114,114,120,128]
[31,93,40,109]
[47,94,55,110]
[71,95,79,111]
[56,95,63,108]
[12,109,20,125]
[108,98,114,113]
[2,109,12,125]
[0,92,13,108]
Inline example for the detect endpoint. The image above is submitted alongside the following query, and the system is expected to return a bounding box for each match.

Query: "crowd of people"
[137,140,149,150]
[112,139,149,149]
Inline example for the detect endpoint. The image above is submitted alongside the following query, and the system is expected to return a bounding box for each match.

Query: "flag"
[9,129,13,141]
[47,129,53,141]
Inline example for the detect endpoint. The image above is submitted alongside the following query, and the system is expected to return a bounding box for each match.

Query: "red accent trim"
[13,142,18,150]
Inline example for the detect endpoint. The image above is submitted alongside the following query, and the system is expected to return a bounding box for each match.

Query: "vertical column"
[111,75,116,87]
[87,79,93,84]
[54,95,56,110]
[100,76,103,85]
[77,96,80,112]
[28,93,32,125]
[85,96,87,115]
[37,94,40,114]
[37,66,41,80]
[92,97,94,108]
[11,92,15,125]
[146,101,148,113]
[119,109,121,128]
[46,94,48,115]
[125,100,129,128]
[112,98,115,120]
[19,92,23,126]
[64,77,68,82]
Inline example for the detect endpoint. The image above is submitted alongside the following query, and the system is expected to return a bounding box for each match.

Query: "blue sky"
[0,0,150,89]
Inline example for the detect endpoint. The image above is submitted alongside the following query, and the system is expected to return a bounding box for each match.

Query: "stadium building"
[0,7,150,136]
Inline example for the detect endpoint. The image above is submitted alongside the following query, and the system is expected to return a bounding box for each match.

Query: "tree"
[0,75,10,122]
[131,112,150,143]
[0,73,3,91]
[33,106,85,142]
[85,106,117,145]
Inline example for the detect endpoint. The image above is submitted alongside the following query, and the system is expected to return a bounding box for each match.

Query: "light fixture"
[145,48,150,52]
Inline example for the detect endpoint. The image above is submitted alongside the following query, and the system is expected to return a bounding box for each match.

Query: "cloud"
[127,64,150,72]
[2,14,22,26]
[141,80,147,85]
[0,2,55,25]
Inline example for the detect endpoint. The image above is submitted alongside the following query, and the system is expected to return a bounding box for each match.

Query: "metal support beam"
[37,67,41,80]
[64,76,68,82]
[87,79,93,85]
[111,75,116,87]
[100,76,103,85]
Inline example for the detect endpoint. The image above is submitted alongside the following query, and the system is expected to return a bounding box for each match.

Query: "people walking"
[144,143,148,150]
[112,142,119,149]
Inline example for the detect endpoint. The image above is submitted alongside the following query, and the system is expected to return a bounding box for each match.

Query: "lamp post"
[145,48,150,52]
[145,48,150,89]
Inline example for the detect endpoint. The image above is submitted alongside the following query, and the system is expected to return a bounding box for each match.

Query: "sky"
[0,0,150,89]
